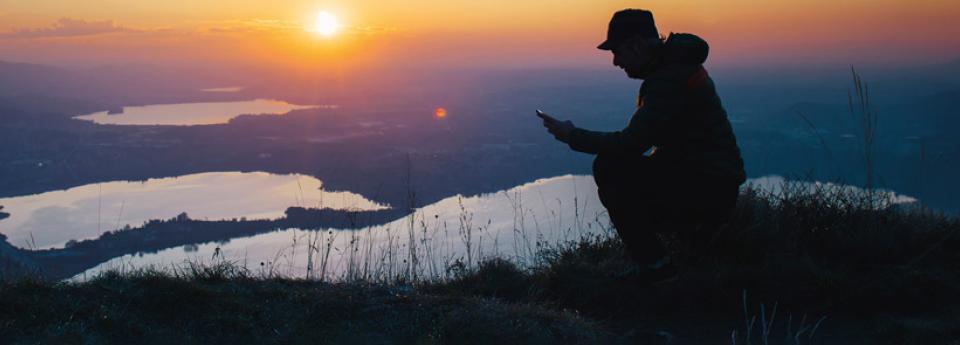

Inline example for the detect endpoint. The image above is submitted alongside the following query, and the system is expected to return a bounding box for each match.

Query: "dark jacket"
[568,33,746,185]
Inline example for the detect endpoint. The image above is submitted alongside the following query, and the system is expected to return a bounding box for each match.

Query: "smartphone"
[536,109,555,122]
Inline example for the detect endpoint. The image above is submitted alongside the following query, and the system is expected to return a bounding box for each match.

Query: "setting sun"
[314,11,338,37]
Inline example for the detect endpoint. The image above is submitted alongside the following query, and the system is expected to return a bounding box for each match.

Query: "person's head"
[597,9,663,79]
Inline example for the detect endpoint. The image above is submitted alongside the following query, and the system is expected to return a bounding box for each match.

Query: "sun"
[314,11,339,37]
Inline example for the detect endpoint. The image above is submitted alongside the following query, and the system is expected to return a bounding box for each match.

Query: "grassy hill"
[2,183,958,344]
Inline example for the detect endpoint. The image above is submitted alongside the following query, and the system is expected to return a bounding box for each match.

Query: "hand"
[539,112,575,143]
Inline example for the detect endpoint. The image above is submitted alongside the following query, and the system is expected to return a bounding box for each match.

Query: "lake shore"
[10,207,411,280]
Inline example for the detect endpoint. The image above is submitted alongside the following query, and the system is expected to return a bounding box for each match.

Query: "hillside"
[2,185,958,344]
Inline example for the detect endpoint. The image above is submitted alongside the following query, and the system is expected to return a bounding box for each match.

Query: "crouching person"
[540,9,745,283]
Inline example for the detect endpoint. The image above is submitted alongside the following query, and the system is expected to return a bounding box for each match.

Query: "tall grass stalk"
[848,67,878,201]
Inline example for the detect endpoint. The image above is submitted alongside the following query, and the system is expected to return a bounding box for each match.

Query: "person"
[539,9,745,283]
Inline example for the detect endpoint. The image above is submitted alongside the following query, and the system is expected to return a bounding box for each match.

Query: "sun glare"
[315,11,338,37]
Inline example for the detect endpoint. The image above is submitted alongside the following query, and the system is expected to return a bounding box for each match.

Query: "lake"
[0,171,916,280]
[73,174,609,281]
[73,99,334,126]
[0,172,387,250]
[71,175,918,282]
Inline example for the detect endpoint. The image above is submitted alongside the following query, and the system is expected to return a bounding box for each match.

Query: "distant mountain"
[0,61,79,96]
[0,60,247,118]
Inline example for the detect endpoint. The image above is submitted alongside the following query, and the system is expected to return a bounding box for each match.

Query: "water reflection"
[72,175,918,282]
[75,175,610,281]
[0,172,386,249]
[74,99,331,126]
[743,176,917,205]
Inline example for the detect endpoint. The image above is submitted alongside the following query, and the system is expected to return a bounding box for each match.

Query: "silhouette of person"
[540,9,745,282]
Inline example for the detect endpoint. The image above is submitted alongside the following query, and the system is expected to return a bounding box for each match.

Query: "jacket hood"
[661,33,709,64]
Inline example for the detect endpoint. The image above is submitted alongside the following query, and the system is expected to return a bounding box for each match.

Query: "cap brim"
[596,40,615,50]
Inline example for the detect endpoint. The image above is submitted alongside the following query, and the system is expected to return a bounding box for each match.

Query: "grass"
[2,180,958,344]
[0,267,606,344]
[424,183,960,344]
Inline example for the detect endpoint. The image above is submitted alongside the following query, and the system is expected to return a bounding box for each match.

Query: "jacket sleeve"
[566,90,679,155]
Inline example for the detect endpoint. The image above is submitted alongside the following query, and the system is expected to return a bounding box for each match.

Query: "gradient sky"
[1,0,958,72]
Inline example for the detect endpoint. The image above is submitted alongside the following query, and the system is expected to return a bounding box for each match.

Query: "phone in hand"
[536,109,556,122]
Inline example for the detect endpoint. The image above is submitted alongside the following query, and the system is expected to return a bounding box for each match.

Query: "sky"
[1,0,958,72]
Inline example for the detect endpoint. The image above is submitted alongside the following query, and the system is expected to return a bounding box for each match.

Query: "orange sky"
[1,0,958,71]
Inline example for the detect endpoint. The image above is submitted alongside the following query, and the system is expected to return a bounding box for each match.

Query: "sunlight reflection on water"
[74,99,334,126]
[0,172,386,250]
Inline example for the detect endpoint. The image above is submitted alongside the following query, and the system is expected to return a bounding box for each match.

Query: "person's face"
[612,38,657,79]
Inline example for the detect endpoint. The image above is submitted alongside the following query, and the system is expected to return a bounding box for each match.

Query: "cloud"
[347,26,399,36]
[198,19,399,37]
[1,17,401,40]
[199,19,302,35]
[1,18,141,38]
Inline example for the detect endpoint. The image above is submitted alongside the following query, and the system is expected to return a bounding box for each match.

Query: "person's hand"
[539,111,575,143]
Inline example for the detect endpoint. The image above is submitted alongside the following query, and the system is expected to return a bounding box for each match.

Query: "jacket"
[567,33,746,184]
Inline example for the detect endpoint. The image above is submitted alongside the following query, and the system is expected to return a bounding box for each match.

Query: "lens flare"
[433,107,447,119]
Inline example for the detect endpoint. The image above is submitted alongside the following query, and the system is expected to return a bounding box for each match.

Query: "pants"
[592,151,739,265]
